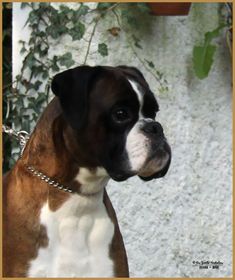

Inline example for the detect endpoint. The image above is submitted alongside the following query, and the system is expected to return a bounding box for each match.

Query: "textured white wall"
[13,3,232,277]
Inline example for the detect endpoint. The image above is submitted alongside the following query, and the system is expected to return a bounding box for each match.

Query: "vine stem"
[83,3,121,65]
[112,9,166,88]
[87,3,120,14]
[83,18,100,65]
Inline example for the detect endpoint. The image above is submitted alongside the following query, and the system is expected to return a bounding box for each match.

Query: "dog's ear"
[51,66,101,130]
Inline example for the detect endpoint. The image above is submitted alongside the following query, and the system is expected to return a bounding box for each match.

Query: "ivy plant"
[3,2,168,170]
[193,24,228,79]
[193,3,232,79]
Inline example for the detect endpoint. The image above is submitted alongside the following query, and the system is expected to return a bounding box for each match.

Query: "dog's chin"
[109,172,134,182]
[105,146,171,182]
[138,153,170,181]
[106,168,136,182]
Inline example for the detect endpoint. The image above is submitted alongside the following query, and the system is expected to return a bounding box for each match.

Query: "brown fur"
[3,97,129,277]
[104,190,129,277]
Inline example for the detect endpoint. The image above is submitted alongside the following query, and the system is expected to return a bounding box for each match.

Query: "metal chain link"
[2,124,30,157]
[2,125,94,195]
[2,124,74,193]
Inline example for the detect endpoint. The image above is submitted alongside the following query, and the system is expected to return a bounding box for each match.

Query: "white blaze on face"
[126,122,150,172]
[128,80,144,118]
[126,79,151,172]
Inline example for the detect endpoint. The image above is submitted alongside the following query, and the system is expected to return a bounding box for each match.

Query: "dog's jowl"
[3,65,171,277]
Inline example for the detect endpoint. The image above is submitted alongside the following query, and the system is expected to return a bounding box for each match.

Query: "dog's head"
[51,65,171,181]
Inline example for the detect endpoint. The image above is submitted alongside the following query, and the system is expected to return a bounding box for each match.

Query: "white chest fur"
[27,191,115,277]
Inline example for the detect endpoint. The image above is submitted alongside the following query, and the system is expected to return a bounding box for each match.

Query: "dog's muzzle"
[138,120,171,180]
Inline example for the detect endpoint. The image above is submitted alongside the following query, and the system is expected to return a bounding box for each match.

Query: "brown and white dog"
[3,65,171,277]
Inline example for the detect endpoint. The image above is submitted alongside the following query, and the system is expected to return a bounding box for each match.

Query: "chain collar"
[2,126,72,193]
[27,166,73,193]
[3,125,102,196]
[26,166,103,196]
[3,125,30,157]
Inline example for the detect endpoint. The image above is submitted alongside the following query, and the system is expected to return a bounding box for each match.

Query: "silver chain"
[27,166,73,193]
[3,124,74,194]
[2,124,30,157]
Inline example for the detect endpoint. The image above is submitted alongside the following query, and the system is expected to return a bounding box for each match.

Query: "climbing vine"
[3,2,168,170]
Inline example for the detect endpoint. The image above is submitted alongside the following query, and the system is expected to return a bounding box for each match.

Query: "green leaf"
[145,59,155,69]
[21,3,30,9]
[23,119,31,133]
[156,70,163,79]
[193,45,216,79]
[77,4,89,17]
[97,3,114,10]
[28,97,36,102]
[52,65,60,72]
[204,24,227,43]
[32,113,38,121]
[24,52,36,68]
[20,47,27,54]
[38,47,48,58]
[98,43,108,57]
[121,7,137,27]
[136,3,150,13]
[46,25,68,39]
[15,98,24,107]
[37,31,46,37]
[51,59,60,72]
[42,71,49,79]
[58,52,75,68]
[39,3,50,9]
[28,10,39,24]
[33,80,43,91]
[68,22,85,41]
[59,5,71,14]
[193,24,227,79]
[132,35,142,49]
[36,94,46,105]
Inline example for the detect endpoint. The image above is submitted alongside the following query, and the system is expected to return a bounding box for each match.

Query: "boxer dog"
[3,65,171,277]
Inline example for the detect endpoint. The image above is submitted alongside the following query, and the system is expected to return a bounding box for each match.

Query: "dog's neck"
[20,98,110,198]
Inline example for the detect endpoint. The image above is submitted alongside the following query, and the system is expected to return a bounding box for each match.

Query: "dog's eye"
[112,108,131,123]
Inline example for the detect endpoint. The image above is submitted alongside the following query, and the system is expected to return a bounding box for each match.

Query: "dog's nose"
[142,121,164,137]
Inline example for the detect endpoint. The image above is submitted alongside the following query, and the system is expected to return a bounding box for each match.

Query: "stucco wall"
[13,3,232,277]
